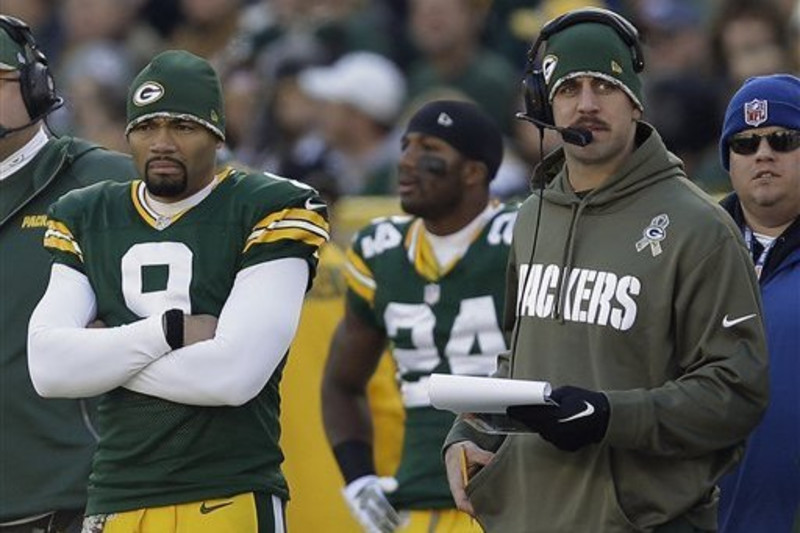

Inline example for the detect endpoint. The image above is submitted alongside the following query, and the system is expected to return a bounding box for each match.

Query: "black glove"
[506,385,610,452]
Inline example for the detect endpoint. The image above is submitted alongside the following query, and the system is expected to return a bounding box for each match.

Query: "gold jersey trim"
[43,219,83,261]
[244,207,330,254]
[130,167,234,229]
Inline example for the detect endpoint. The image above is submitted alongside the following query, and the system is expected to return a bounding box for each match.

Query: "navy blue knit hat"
[405,100,504,180]
[719,74,800,170]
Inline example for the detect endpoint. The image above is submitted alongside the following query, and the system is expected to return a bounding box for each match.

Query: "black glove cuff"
[162,309,184,350]
[333,440,376,484]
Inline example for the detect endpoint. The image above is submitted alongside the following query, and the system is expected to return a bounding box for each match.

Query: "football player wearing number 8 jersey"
[27,50,329,533]
[321,100,516,533]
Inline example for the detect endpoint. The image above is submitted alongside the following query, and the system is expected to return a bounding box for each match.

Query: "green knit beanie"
[542,22,643,110]
[0,26,26,70]
[126,50,225,140]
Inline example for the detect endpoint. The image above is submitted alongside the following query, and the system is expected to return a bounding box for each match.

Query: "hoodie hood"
[532,122,686,209]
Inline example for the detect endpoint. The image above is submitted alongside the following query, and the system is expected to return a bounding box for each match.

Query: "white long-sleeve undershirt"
[28,258,309,406]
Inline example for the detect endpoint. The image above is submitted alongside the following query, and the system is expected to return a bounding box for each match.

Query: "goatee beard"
[146,177,188,198]
[145,159,188,198]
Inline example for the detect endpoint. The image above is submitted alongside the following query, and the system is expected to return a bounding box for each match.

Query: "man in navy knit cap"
[322,100,516,533]
[717,74,800,533]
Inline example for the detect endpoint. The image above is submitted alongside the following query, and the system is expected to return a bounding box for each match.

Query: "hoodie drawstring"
[552,201,587,322]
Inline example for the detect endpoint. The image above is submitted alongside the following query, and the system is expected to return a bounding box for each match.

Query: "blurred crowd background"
[3,0,799,206]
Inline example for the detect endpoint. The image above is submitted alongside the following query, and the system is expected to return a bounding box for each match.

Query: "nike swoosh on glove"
[342,475,402,533]
[506,385,610,452]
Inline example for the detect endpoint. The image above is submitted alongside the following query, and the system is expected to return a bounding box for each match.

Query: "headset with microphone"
[0,15,63,138]
[506,9,647,369]
[517,7,645,147]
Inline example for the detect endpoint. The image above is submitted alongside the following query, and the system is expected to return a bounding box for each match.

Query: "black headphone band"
[527,8,644,74]
[0,15,61,121]
[519,8,644,130]
[0,16,45,64]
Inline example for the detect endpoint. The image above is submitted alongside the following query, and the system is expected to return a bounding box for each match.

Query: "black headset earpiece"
[0,15,62,121]
[520,7,644,128]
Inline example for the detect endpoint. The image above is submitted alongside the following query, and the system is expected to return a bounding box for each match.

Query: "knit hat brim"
[125,112,225,140]
[549,71,643,111]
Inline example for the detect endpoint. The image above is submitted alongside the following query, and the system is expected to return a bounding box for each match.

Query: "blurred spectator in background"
[229,49,337,198]
[169,0,244,65]
[630,0,735,194]
[138,0,182,39]
[0,0,62,60]
[58,0,161,72]
[303,0,397,61]
[710,0,798,95]
[645,75,730,194]
[793,3,800,72]
[406,0,518,135]
[299,51,406,195]
[221,67,266,155]
[36,0,161,146]
[232,0,399,76]
[635,0,709,75]
[57,44,135,154]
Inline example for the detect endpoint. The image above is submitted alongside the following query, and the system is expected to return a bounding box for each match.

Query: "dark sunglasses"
[729,130,800,155]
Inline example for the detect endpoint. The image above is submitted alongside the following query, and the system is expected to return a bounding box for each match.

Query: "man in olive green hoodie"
[0,15,135,533]
[442,8,768,533]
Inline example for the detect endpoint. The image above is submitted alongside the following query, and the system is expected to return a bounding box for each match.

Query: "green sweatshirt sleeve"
[604,234,769,456]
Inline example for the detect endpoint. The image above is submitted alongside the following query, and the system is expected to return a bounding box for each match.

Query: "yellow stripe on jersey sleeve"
[43,220,83,261]
[344,247,376,305]
[253,208,328,232]
[243,207,330,254]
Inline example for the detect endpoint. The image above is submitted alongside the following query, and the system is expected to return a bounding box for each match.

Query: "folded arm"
[28,264,170,398]
[124,258,309,406]
[28,259,309,406]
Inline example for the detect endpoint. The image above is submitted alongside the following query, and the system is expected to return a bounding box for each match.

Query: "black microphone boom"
[515,112,593,147]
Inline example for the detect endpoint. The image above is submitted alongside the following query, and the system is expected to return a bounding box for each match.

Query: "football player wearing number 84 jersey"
[27,50,330,532]
[322,100,516,533]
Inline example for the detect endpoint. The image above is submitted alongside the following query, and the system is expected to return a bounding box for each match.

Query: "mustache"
[571,118,609,131]
[146,156,185,170]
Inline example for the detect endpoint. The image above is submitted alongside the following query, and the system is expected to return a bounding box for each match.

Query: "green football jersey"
[44,167,329,513]
[344,203,517,510]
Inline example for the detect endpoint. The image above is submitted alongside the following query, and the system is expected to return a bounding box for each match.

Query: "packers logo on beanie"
[543,22,643,110]
[126,50,225,140]
[719,74,800,170]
